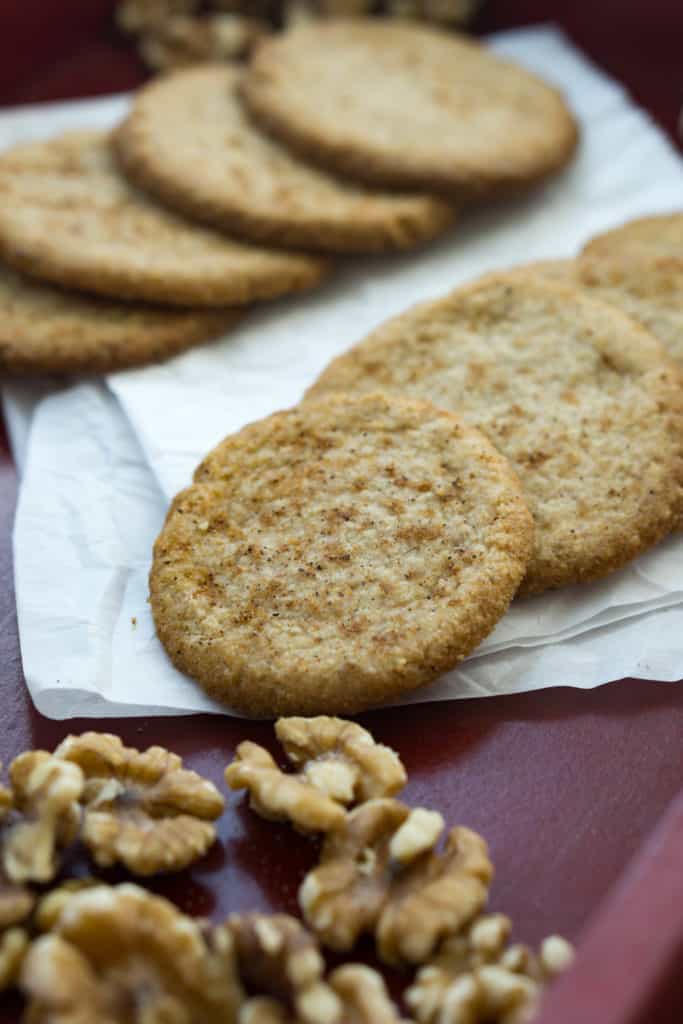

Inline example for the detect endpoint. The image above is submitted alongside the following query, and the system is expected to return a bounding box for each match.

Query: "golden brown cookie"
[115,65,458,254]
[578,213,683,366]
[0,264,241,376]
[242,18,578,195]
[150,391,533,716]
[308,274,683,595]
[0,132,328,307]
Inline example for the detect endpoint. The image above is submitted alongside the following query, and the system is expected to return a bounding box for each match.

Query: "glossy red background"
[0,2,681,1020]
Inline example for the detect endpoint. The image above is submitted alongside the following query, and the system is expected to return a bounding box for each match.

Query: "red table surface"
[0,2,682,1021]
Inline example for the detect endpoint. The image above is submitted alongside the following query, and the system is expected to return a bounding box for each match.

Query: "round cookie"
[578,213,683,366]
[0,264,242,376]
[150,391,533,716]
[242,18,578,195]
[115,65,458,254]
[0,132,328,307]
[308,275,683,595]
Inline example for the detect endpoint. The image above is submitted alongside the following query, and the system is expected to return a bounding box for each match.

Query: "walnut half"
[20,883,243,1024]
[138,14,269,72]
[0,867,34,993]
[405,913,575,1024]
[54,732,224,875]
[299,798,492,966]
[33,879,100,934]
[0,780,35,994]
[0,928,29,994]
[229,924,411,1024]
[226,717,406,834]
[226,741,347,834]
[0,871,34,934]
[229,912,341,1024]
[329,963,413,1024]
[0,878,98,997]
[276,717,406,805]
[2,752,83,885]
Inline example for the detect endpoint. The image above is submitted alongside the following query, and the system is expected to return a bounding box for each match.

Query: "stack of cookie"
[0,17,578,375]
[150,216,683,717]
[1,17,680,717]
[0,131,328,376]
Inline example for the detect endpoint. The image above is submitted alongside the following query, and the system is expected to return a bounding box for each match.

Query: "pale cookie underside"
[243,19,578,194]
[115,64,458,254]
[0,132,328,307]
[150,392,533,716]
[0,264,241,376]
[307,275,683,594]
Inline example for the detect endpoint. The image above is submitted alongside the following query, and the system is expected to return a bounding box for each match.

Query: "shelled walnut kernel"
[20,884,243,1023]
[0,831,35,993]
[34,879,100,934]
[226,741,347,833]
[54,732,224,875]
[229,912,341,1024]
[276,717,406,805]
[329,963,413,1023]
[117,0,269,72]
[2,752,83,885]
[116,0,482,73]
[299,798,492,965]
[0,928,29,993]
[227,924,412,1024]
[0,872,34,934]
[138,15,270,72]
[117,0,199,34]
[282,0,482,29]
[405,913,575,1024]
[0,721,575,1021]
[226,717,406,833]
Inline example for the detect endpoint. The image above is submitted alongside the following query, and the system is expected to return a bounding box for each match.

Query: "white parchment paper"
[14,382,683,719]
[4,25,683,717]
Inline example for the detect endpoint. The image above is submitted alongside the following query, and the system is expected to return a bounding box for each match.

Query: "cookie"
[308,274,683,595]
[0,132,328,307]
[578,213,683,366]
[0,264,242,376]
[150,391,533,716]
[242,18,578,195]
[115,65,458,254]
[504,258,574,282]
